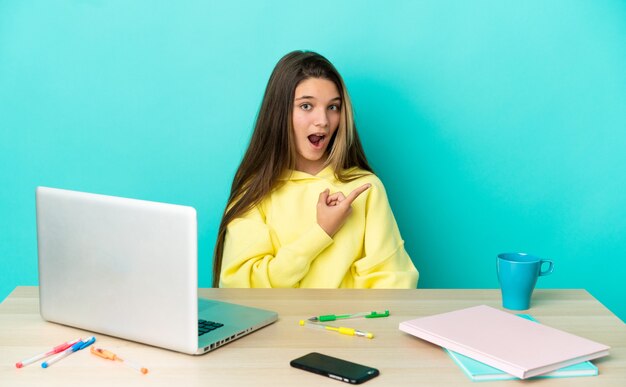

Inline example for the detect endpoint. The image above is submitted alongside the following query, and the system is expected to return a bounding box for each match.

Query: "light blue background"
[1,1,625,321]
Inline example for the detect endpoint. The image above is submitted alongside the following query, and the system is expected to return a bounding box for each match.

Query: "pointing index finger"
[344,183,371,206]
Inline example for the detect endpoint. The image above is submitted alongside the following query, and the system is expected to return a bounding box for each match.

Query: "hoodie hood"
[279,166,336,182]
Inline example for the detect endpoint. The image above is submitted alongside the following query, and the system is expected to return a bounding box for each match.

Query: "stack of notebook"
[399,305,610,380]
[445,348,598,381]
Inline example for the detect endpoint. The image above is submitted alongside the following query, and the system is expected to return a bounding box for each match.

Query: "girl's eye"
[329,105,341,111]
[300,103,312,111]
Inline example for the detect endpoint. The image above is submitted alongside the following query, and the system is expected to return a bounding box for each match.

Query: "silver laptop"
[36,186,277,355]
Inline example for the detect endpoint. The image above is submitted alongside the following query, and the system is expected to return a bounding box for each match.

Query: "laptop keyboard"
[198,319,224,336]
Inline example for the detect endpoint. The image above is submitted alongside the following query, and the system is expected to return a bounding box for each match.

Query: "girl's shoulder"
[343,167,384,187]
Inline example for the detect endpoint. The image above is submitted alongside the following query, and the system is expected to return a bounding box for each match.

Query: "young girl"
[213,50,418,288]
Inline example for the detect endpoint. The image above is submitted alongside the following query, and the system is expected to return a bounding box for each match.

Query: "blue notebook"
[446,315,598,381]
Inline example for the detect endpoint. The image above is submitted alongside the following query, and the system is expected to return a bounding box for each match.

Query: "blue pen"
[41,336,96,368]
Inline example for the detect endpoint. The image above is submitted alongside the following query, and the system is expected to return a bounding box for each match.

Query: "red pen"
[15,338,81,368]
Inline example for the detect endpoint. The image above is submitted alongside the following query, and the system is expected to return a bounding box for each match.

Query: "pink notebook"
[399,305,610,379]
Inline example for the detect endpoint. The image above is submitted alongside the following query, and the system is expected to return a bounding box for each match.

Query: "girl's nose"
[314,108,329,128]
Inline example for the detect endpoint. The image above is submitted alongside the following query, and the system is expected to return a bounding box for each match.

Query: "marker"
[41,336,96,368]
[15,338,81,368]
[90,347,149,374]
[308,310,389,322]
[299,320,374,339]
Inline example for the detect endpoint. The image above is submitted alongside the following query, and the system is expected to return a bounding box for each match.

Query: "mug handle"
[539,259,554,276]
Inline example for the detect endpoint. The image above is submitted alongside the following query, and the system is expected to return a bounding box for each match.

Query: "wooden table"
[1,287,624,386]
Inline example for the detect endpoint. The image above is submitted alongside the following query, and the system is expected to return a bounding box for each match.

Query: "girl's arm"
[350,178,419,289]
[219,205,333,288]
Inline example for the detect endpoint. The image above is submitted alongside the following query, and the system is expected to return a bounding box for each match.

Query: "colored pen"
[90,347,149,374]
[308,310,389,322]
[42,336,96,368]
[299,320,374,339]
[15,338,81,368]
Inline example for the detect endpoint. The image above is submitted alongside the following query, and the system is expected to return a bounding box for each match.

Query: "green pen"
[308,310,389,322]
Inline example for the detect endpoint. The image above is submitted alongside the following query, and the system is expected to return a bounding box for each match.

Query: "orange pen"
[90,347,148,374]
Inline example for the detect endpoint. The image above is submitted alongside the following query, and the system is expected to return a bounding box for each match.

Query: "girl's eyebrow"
[295,96,342,101]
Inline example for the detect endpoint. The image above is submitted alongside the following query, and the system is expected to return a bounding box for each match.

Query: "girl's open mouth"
[308,134,326,148]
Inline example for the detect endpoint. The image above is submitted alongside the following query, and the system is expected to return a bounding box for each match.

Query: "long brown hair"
[212,50,372,287]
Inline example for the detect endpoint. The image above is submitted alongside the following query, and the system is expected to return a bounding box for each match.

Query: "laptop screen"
[36,187,199,354]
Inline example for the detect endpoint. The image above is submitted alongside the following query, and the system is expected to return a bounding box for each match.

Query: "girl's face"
[292,77,341,175]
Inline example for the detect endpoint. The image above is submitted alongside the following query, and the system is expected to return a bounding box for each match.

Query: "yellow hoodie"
[220,167,418,288]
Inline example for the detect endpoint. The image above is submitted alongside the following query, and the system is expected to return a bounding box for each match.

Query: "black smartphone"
[290,352,380,384]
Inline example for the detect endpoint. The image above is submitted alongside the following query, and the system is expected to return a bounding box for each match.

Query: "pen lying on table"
[299,320,374,339]
[307,310,389,322]
[42,336,96,368]
[91,347,149,374]
[15,338,81,368]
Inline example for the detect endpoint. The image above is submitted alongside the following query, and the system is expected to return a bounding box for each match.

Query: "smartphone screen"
[290,352,380,384]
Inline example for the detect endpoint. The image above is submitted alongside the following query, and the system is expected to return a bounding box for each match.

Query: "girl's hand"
[317,183,371,236]
[325,191,345,207]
